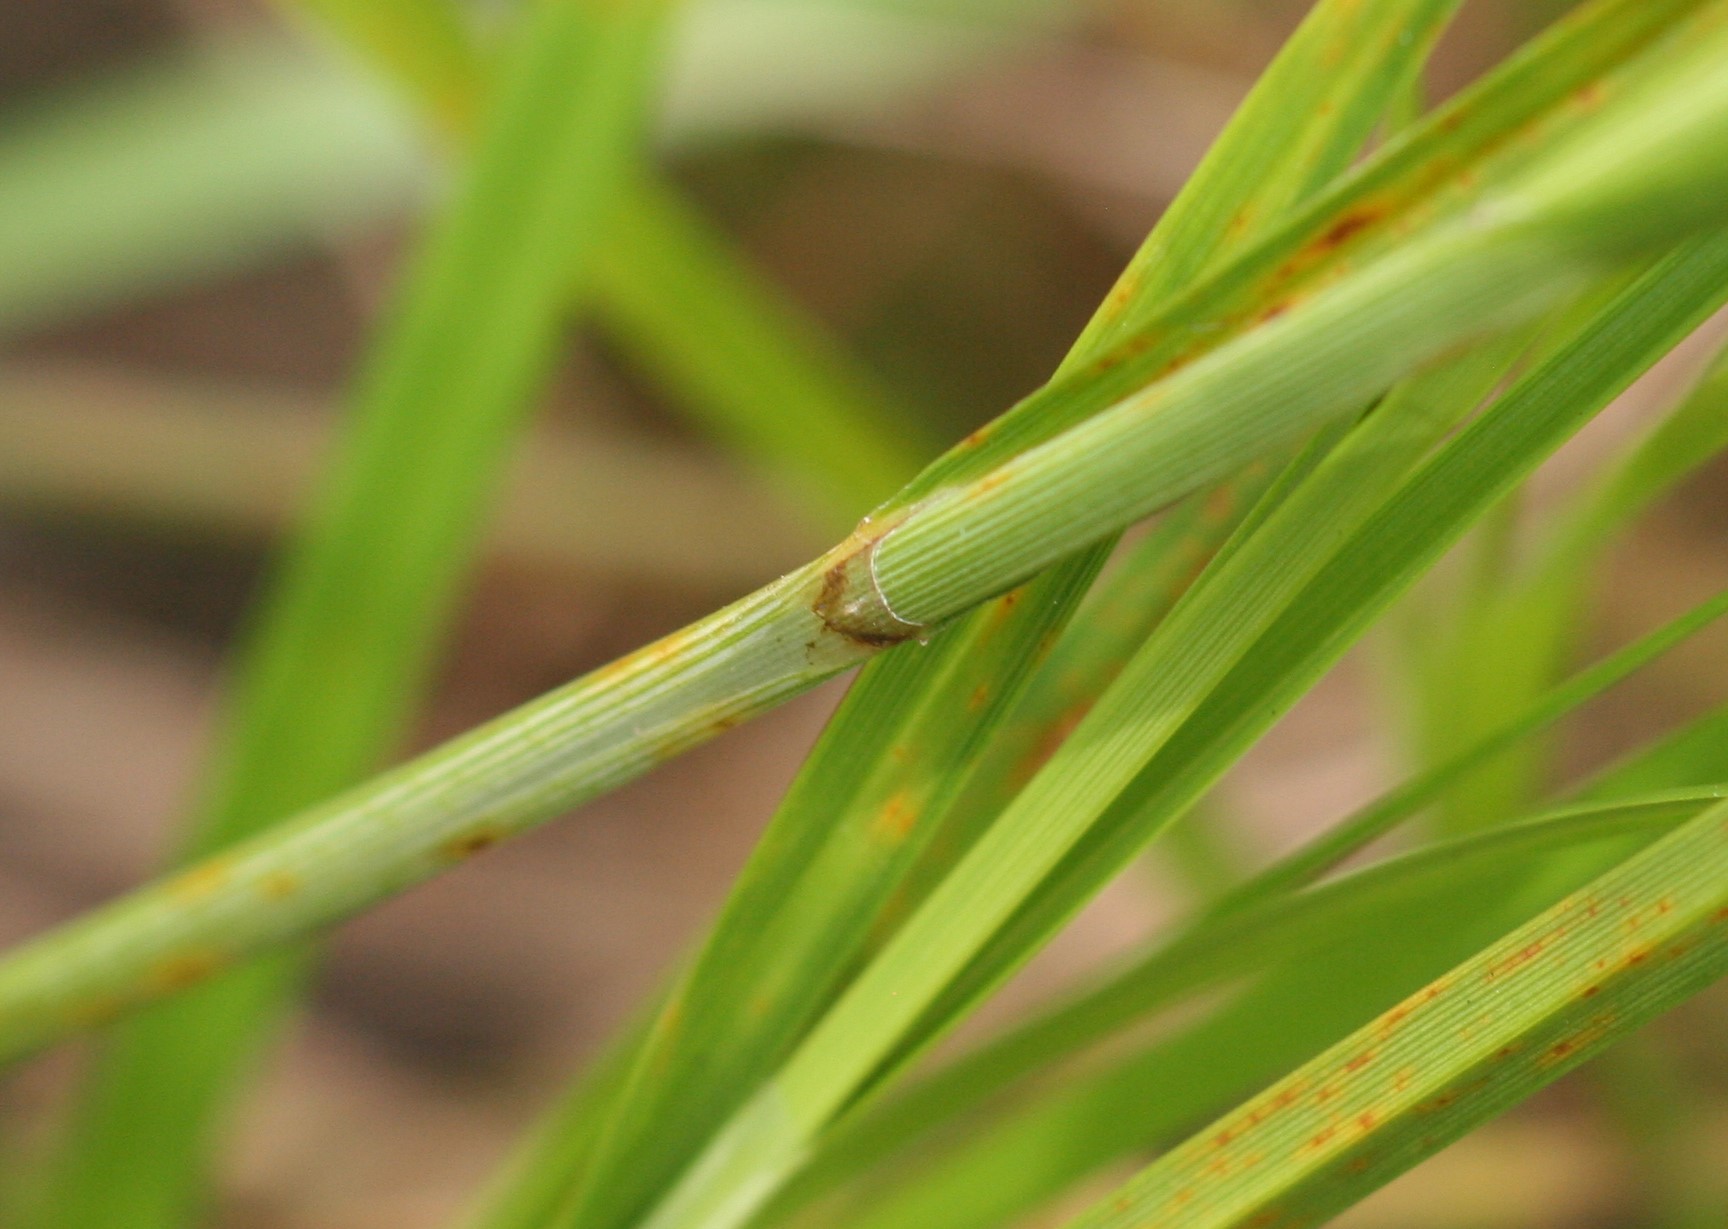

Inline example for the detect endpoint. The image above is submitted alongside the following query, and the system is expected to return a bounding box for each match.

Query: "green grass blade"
[648,312,1533,1229]
[1062,795,1728,1229]
[1210,583,1728,915]
[30,3,675,1228]
[548,565,1105,1229]
[1064,0,1463,360]
[1543,336,1728,586]
[3,8,1728,1103]
[886,233,1728,1095]
[760,584,1728,1225]
[625,40,1728,1229]
[794,790,1721,1229]
[890,0,1724,507]
[1396,329,1728,834]
[536,3,1470,1224]
[475,2,1467,1223]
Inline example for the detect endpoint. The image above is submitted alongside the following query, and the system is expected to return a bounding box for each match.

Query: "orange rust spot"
[150,950,222,993]
[1540,1012,1621,1068]
[644,628,696,665]
[1486,938,1552,981]
[1343,1051,1377,1074]
[166,857,235,902]
[1392,1066,1416,1092]
[1356,1110,1378,1132]
[1306,1125,1338,1151]
[441,826,504,863]
[967,684,991,713]
[958,427,991,450]
[1103,269,1141,316]
[1347,1155,1372,1175]
[874,791,919,842]
[1581,984,1601,999]
[1257,300,1294,325]
[1625,946,1653,967]
[1378,1003,1414,1036]
[259,871,301,901]
[1574,81,1605,109]
[1316,209,1381,252]
[1203,484,1236,525]
[1012,700,1092,786]
[591,653,638,684]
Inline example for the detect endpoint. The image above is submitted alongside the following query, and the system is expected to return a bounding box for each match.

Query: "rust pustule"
[150,949,223,993]
[873,791,919,842]
[165,856,235,902]
[1315,208,1381,252]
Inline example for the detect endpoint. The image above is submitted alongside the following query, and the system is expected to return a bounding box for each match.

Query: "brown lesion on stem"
[811,518,925,650]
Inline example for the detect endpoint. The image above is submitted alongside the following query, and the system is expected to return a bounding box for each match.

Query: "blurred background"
[0,0,1725,1224]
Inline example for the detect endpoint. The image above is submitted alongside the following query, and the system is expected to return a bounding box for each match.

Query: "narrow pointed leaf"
[1064,796,1728,1229]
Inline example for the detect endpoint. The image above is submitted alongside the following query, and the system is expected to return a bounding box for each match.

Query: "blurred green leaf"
[30,2,675,1227]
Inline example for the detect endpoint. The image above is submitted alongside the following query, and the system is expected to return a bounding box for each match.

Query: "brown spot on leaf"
[1316,209,1381,252]
[150,950,222,993]
[874,791,919,842]
[441,827,504,863]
